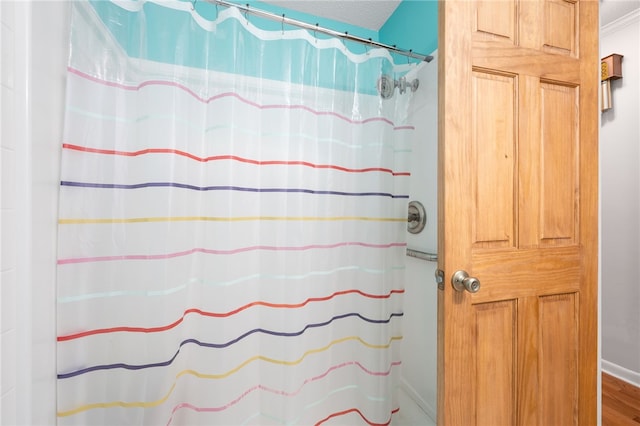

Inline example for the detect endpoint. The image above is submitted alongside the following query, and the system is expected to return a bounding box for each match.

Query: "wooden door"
[437,0,599,425]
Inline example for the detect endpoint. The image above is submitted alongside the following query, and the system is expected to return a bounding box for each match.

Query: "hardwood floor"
[602,373,640,425]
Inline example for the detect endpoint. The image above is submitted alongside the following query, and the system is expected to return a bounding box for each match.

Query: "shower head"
[377,75,419,99]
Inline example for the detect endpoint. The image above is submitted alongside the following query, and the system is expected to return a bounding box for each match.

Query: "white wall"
[401,52,438,420]
[0,1,69,424]
[1,2,19,422]
[600,8,640,386]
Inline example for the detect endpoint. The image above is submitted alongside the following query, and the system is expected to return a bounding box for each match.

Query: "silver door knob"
[451,270,480,293]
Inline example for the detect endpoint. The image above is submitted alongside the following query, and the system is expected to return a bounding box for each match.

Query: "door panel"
[472,70,516,248]
[475,300,516,425]
[438,0,598,424]
[539,293,579,424]
[544,0,576,55]
[475,1,516,42]
[540,81,578,245]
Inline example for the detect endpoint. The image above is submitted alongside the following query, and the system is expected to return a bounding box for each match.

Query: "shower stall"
[0,1,437,424]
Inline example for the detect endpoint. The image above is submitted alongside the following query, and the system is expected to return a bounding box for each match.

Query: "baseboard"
[601,359,640,388]
[399,378,437,422]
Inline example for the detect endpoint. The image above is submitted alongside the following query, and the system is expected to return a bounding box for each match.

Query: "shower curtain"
[56,1,415,425]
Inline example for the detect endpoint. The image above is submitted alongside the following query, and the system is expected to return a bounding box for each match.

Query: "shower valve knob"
[451,270,480,293]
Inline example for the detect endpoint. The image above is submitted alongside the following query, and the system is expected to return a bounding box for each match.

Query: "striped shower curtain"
[56,1,415,425]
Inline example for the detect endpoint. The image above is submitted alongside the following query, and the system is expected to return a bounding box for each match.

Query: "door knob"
[451,270,480,293]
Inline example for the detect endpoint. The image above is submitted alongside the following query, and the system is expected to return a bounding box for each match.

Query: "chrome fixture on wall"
[377,75,419,99]
[407,200,426,234]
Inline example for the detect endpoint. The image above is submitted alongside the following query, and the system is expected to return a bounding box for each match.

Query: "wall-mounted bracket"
[601,53,623,112]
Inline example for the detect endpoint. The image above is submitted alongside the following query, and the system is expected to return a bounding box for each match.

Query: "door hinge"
[435,269,445,291]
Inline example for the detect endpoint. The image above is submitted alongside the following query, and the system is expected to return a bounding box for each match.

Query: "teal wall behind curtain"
[88,0,438,90]
[88,0,379,62]
[379,0,438,62]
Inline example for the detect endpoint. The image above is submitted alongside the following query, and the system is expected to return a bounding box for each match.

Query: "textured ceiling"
[262,0,639,31]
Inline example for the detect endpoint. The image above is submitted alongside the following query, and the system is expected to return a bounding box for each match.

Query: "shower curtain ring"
[244,4,249,24]
[408,50,412,64]
[282,14,285,35]
[191,0,196,11]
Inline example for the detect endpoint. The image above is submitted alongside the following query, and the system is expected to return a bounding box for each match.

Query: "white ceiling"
[262,0,640,31]
[600,0,640,26]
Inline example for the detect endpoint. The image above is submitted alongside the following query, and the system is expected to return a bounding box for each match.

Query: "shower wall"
[401,54,438,420]
[0,2,439,423]
[380,4,439,419]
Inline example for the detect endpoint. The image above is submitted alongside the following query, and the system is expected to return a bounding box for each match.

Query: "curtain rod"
[204,0,434,63]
